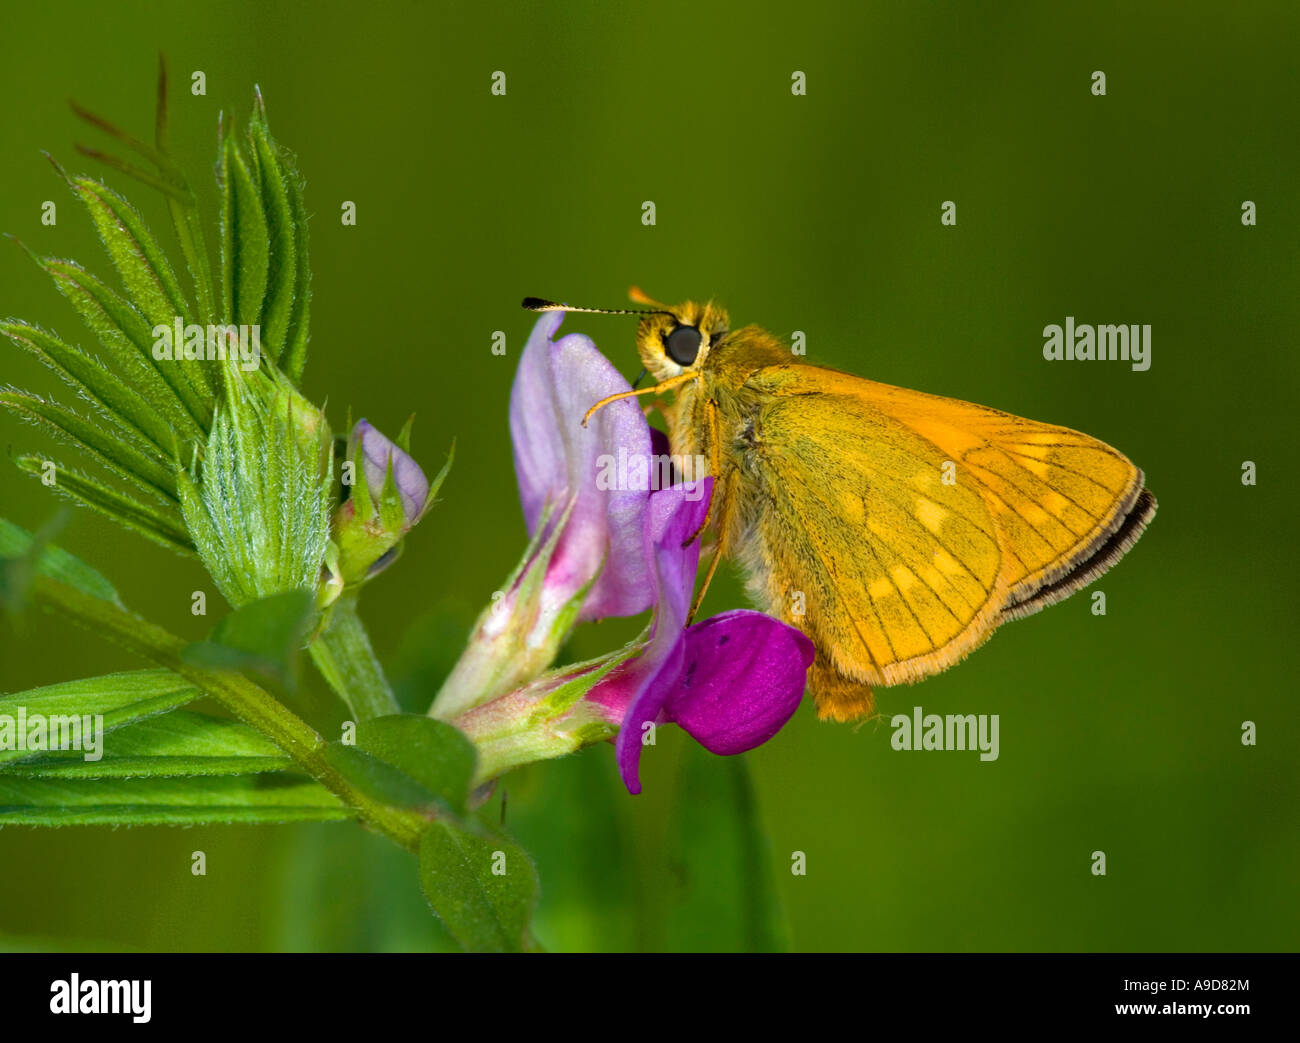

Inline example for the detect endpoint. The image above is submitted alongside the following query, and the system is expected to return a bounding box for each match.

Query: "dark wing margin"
[1001,484,1156,620]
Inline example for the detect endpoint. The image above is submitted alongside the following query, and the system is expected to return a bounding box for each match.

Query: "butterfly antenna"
[521,296,670,317]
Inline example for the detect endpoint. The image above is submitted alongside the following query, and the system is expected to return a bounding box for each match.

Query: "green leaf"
[0,774,350,826]
[0,515,122,607]
[663,744,790,953]
[0,390,177,499]
[219,125,269,332]
[68,175,213,415]
[0,320,177,458]
[419,821,539,952]
[248,100,296,367]
[279,148,311,382]
[320,742,442,811]
[14,456,193,555]
[71,63,218,331]
[355,714,477,815]
[182,589,316,691]
[37,256,207,442]
[0,668,199,769]
[309,592,399,720]
[0,710,289,779]
[69,177,194,338]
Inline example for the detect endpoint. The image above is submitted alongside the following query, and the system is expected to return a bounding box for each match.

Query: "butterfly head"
[522,288,730,383]
[627,289,730,383]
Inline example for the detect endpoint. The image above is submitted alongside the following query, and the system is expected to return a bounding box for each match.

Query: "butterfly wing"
[731,364,1155,720]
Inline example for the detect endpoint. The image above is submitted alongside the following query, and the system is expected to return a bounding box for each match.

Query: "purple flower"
[352,418,429,526]
[330,418,447,589]
[510,312,652,621]
[436,315,813,783]
[588,482,815,794]
[431,315,657,719]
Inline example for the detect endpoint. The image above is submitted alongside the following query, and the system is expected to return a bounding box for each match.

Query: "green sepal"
[377,454,408,535]
[332,438,453,586]
[394,415,415,453]
[428,495,586,720]
[452,638,638,786]
[422,440,454,515]
[177,365,332,605]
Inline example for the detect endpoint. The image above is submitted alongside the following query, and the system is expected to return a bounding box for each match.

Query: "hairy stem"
[32,575,428,852]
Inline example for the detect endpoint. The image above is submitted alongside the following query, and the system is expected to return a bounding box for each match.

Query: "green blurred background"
[1,0,1296,952]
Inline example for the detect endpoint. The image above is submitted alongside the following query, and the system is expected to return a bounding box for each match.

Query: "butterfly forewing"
[733,363,1153,719]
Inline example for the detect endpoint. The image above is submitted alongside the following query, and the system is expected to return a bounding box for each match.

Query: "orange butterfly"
[525,291,1156,722]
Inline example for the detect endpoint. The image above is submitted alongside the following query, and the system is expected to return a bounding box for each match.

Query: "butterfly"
[524,290,1156,722]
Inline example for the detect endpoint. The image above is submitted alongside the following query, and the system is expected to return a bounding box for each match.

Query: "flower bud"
[331,418,447,586]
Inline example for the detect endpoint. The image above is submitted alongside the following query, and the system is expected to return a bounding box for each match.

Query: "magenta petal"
[509,314,654,620]
[643,481,710,636]
[611,635,684,795]
[665,610,814,755]
[598,482,714,793]
[353,419,429,523]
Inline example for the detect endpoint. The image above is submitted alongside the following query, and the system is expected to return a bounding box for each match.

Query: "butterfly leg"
[683,398,723,547]
[581,372,697,427]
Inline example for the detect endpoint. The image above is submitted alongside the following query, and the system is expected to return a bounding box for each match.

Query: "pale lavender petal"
[353,419,429,524]
[508,313,655,620]
[666,610,814,755]
[642,480,710,637]
[509,311,566,535]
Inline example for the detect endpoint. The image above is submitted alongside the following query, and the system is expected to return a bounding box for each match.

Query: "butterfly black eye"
[665,325,702,366]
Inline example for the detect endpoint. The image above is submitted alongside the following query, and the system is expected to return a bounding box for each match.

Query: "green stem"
[309,591,400,720]
[32,576,428,852]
